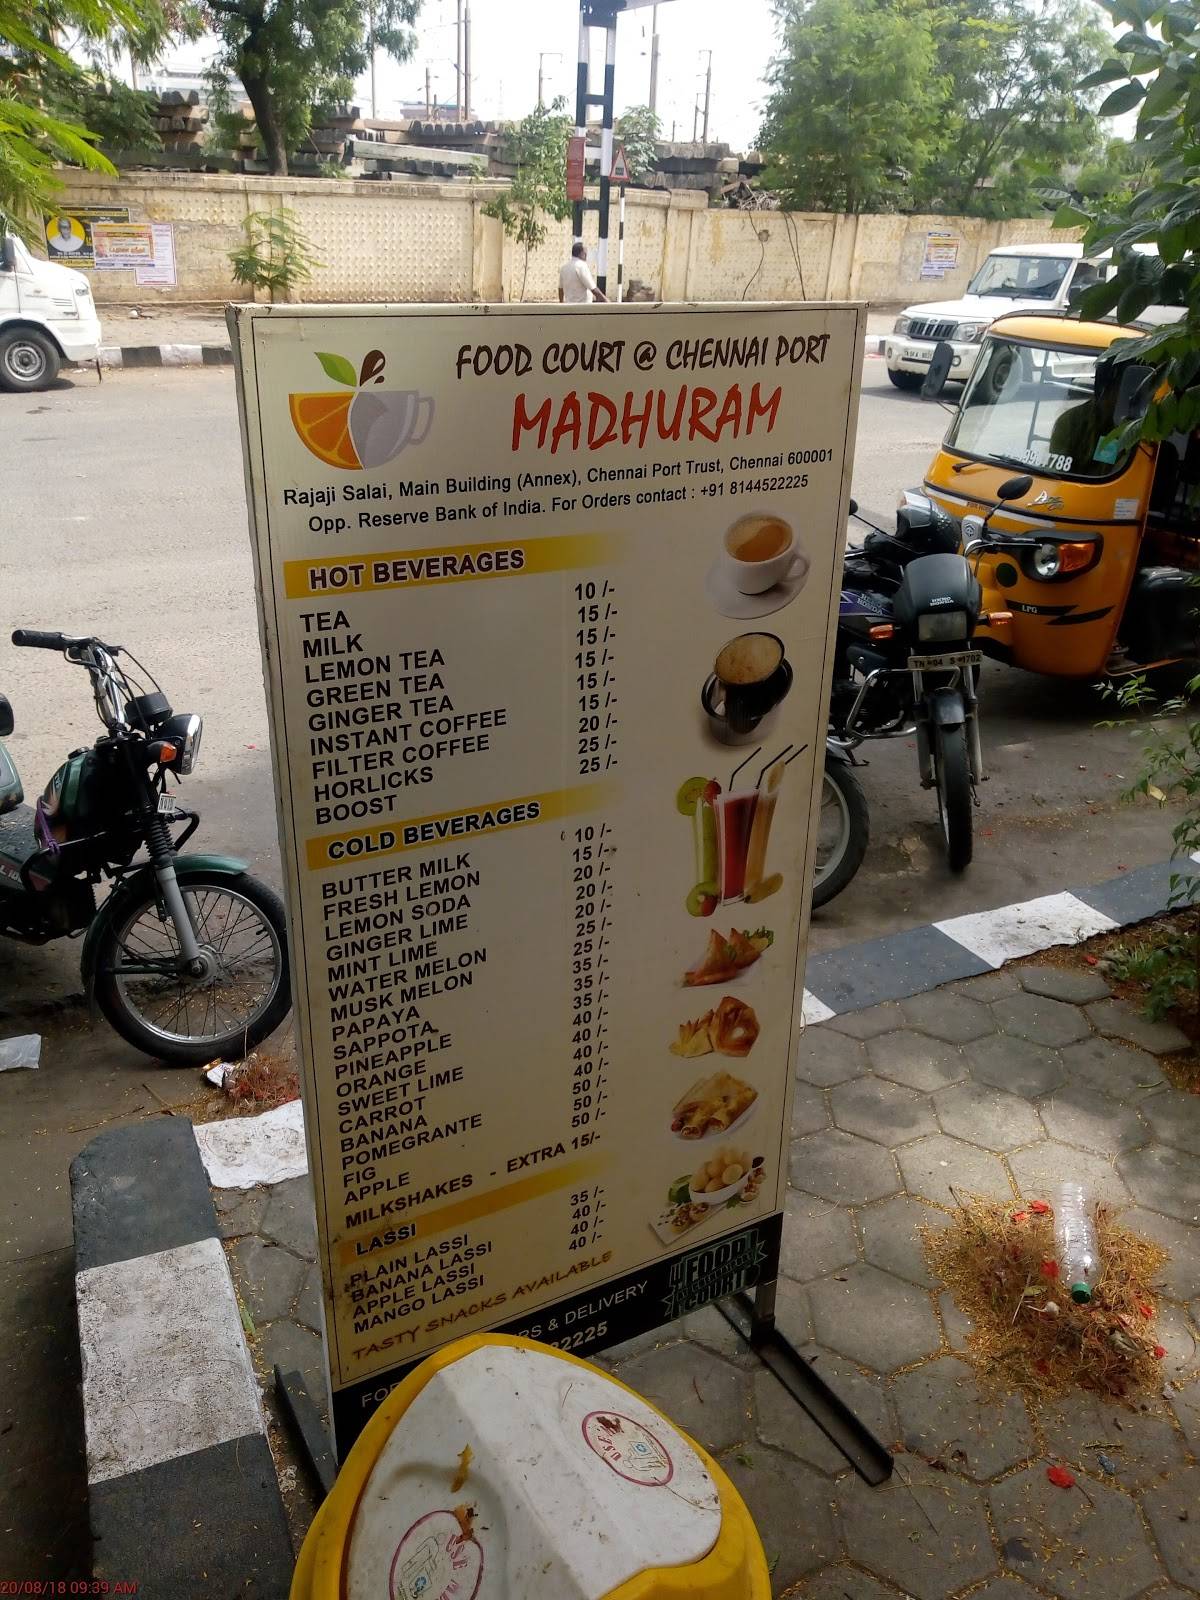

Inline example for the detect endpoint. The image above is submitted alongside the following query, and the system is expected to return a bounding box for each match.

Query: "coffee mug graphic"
[289,347,435,471]
[722,512,809,595]
[349,388,434,468]
[703,631,794,739]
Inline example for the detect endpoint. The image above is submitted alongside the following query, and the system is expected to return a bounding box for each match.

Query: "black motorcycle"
[0,630,291,1064]
[830,497,999,871]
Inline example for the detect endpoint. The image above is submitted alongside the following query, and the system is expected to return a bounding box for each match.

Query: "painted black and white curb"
[94,344,233,369]
[71,1117,293,1594]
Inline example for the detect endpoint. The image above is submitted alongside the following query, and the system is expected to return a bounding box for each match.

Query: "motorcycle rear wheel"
[93,872,292,1065]
[812,757,870,908]
[933,722,973,872]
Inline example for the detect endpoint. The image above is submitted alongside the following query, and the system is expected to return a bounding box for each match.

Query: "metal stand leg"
[274,1365,338,1500]
[716,1281,893,1485]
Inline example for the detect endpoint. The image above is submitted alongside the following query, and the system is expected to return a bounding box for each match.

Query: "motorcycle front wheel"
[93,872,292,1065]
[812,756,870,908]
[933,722,973,872]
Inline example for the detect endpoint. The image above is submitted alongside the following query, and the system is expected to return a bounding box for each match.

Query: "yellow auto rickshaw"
[919,310,1199,679]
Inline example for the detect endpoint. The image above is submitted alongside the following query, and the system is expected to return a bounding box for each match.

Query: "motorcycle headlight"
[160,712,203,774]
[1032,543,1060,578]
[917,610,969,643]
[894,314,911,336]
[955,321,986,342]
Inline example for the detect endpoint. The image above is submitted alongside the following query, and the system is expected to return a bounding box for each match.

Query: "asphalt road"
[0,358,1177,999]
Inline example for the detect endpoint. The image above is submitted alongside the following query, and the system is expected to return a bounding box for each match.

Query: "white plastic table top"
[344,1343,723,1600]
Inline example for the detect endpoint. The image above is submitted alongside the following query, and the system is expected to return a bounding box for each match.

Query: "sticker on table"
[582,1411,674,1485]
[389,1509,483,1600]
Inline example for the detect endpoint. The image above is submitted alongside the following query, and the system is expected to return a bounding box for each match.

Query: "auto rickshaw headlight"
[1033,543,1061,578]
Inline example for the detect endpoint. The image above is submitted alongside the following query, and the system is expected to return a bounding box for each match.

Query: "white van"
[0,233,102,392]
[883,242,1106,391]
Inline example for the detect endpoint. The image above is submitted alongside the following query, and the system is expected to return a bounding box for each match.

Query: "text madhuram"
[512,382,782,454]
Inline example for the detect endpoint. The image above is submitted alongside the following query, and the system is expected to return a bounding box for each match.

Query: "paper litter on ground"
[0,1034,41,1071]
[192,1099,308,1188]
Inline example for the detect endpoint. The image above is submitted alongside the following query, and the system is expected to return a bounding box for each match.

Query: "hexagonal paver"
[1036,1391,1192,1490]
[791,1568,903,1600]
[680,1304,757,1369]
[1141,1465,1200,1589]
[792,1079,830,1139]
[756,1345,897,1474]
[993,992,1091,1048]
[294,1265,323,1334]
[989,1464,1159,1600]
[720,1445,841,1589]
[1063,1036,1164,1101]
[938,1288,974,1353]
[779,1189,859,1283]
[839,1460,998,1599]
[1118,1208,1200,1301]
[618,1344,750,1455]
[830,1074,938,1147]
[900,989,993,1043]
[861,1194,951,1288]
[796,1027,870,1087]
[229,1236,307,1324]
[809,1263,941,1370]
[867,1030,968,1092]
[953,969,1022,1002]
[1038,1083,1147,1155]
[967,1034,1067,1098]
[1008,1140,1130,1208]
[1153,1302,1200,1381]
[260,1176,318,1257]
[892,1355,1034,1480]
[1086,998,1190,1055]
[968,1584,1052,1600]
[1014,964,1110,1004]
[827,1001,903,1040]
[1139,1087,1200,1156]
[933,1082,1043,1152]
[1118,1144,1200,1224]
[1166,1373,1200,1452]
[896,1134,1012,1207]
[258,1319,327,1423]
[213,1187,266,1239]
[790,1128,900,1206]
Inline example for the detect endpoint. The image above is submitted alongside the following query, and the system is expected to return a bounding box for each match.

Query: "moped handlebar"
[12,629,76,650]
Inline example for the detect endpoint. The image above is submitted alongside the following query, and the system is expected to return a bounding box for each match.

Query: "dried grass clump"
[923,1193,1172,1404]
[221,1049,300,1113]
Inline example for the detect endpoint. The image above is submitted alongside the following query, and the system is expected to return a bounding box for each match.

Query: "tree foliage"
[483,97,572,299]
[205,0,420,176]
[615,105,661,180]
[759,0,1108,217]
[1061,0,1200,446]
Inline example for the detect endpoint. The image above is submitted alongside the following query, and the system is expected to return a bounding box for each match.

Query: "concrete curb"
[864,333,886,356]
[96,344,233,369]
[71,1117,293,1594]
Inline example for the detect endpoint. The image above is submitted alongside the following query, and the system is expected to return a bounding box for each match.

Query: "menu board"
[228,301,863,1454]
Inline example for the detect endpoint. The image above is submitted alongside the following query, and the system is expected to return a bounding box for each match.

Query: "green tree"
[758,0,945,213]
[1060,0,1200,448]
[615,104,661,181]
[205,0,420,176]
[483,97,572,300]
[912,0,1108,217]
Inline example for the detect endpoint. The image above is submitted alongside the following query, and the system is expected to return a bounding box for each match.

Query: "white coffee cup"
[722,512,806,595]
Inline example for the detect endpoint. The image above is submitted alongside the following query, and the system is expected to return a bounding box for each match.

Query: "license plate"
[903,347,928,362]
[908,650,982,671]
[157,792,178,817]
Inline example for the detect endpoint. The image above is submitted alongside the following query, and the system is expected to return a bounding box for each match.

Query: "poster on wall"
[134,224,178,287]
[920,230,962,280]
[91,221,156,269]
[43,206,129,268]
[228,299,863,1455]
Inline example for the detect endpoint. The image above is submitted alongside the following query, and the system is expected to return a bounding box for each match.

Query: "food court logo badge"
[289,349,434,470]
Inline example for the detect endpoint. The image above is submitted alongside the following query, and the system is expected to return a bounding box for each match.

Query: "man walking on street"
[559,241,608,304]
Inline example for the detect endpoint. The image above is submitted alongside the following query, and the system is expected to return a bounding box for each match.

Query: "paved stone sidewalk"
[215,963,1200,1598]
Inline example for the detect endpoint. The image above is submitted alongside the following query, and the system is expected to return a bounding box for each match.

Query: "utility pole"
[648,5,660,114]
[425,65,432,117]
[700,48,712,143]
[538,51,562,108]
[455,0,463,120]
[368,2,377,118]
[463,4,472,121]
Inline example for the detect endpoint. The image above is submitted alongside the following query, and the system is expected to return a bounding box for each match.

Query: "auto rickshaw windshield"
[945,336,1152,482]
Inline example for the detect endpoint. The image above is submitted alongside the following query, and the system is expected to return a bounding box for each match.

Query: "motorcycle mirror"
[0,234,15,274]
[921,341,954,400]
[997,474,1033,502]
[0,695,13,738]
[1114,362,1155,425]
[848,498,858,515]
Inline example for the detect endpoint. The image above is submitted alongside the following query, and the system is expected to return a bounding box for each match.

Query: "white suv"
[884,243,1106,391]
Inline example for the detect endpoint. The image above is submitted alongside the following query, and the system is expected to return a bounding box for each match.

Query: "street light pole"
[538,51,562,108]
[464,3,472,121]
[649,4,659,113]
[455,0,463,120]
[700,48,712,142]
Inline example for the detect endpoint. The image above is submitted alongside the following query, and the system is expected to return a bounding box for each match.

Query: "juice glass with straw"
[744,745,805,901]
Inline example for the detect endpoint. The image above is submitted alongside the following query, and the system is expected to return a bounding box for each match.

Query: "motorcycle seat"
[0,803,39,887]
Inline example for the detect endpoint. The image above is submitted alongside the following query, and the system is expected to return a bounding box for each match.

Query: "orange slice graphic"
[289,391,361,470]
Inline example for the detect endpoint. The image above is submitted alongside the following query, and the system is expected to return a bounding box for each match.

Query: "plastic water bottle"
[1056,1183,1099,1304]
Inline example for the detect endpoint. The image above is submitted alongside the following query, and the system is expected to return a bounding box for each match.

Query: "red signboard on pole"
[567,134,586,201]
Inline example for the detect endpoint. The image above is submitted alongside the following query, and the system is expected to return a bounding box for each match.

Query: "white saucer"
[705,553,810,619]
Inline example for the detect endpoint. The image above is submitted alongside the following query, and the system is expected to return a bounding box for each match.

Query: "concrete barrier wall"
[56,170,1081,308]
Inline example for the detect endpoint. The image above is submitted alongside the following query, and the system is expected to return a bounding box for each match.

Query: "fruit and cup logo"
[289,349,434,470]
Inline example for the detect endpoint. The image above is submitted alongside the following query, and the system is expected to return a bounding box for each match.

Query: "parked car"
[883,243,1105,392]
[0,232,102,392]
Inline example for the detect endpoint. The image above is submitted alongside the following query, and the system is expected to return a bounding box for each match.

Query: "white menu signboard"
[229,300,863,1454]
